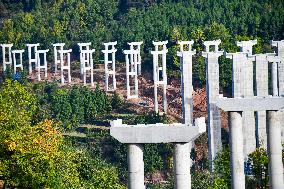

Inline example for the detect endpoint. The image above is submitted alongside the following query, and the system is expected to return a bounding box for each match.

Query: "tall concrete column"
[202,40,223,167]
[151,41,168,113]
[272,61,278,96]
[179,53,193,124]
[58,49,72,84]
[267,54,280,97]
[128,144,145,189]
[53,43,65,75]
[36,49,49,81]
[0,44,13,72]
[162,44,168,113]
[226,51,256,156]
[153,52,158,112]
[78,42,91,76]
[271,40,284,143]
[102,41,117,91]
[267,111,284,189]
[125,51,131,98]
[271,40,284,96]
[254,54,269,148]
[128,42,143,75]
[124,49,139,99]
[229,111,245,189]
[178,41,195,125]
[81,49,95,87]
[242,56,255,156]
[112,48,117,90]
[174,143,191,189]
[12,50,24,74]
[235,40,257,157]
[175,42,196,189]
[27,43,40,74]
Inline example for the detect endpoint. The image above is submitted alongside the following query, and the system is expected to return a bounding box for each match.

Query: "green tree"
[213,147,231,188]
[248,148,269,189]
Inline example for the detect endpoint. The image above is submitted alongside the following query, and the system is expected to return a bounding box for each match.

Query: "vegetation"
[247,148,269,189]
[0,0,283,89]
[0,80,125,188]
[33,82,112,130]
[0,0,283,188]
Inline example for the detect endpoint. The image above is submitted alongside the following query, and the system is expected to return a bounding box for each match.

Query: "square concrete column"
[81,49,95,87]
[12,50,25,74]
[267,54,280,97]
[177,41,195,124]
[250,54,272,149]
[27,43,40,74]
[235,40,257,157]
[1,44,13,72]
[102,41,117,91]
[225,52,256,156]
[175,41,196,189]
[78,42,91,76]
[202,40,223,167]
[124,49,139,99]
[128,42,143,75]
[271,40,284,96]
[271,60,279,96]
[53,43,65,75]
[58,49,72,84]
[36,49,49,81]
[151,41,168,114]
[270,40,284,143]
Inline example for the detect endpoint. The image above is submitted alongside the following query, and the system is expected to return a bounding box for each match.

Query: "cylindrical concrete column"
[174,142,191,189]
[267,111,284,189]
[128,144,145,189]
[229,111,245,189]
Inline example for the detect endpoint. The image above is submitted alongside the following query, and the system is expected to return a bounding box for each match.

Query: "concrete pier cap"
[236,39,257,55]
[216,96,284,111]
[110,117,206,144]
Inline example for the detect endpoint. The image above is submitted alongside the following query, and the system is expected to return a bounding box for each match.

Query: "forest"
[0,0,283,89]
[0,0,283,188]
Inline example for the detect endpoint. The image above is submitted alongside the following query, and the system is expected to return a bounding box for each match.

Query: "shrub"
[69,85,85,124]
[77,153,126,189]
[32,83,112,130]
[191,171,229,189]
[111,92,124,110]
[0,67,29,85]
[192,171,213,189]
[213,147,231,188]
[0,79,36,129]
[134,112,168,124]
[247,148,269,188]
[94,84,112,116]
[208,177,229,189]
